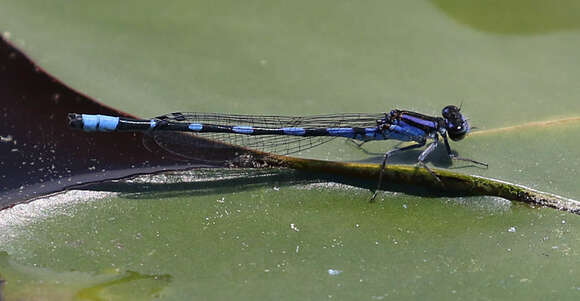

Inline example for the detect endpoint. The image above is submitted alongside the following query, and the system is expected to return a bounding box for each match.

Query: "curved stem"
[261,154,580,214]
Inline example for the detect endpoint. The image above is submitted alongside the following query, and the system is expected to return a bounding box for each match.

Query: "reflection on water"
[431,0,580,34]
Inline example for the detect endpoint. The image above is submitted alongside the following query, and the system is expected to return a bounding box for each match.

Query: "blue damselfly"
[68,105,487,199]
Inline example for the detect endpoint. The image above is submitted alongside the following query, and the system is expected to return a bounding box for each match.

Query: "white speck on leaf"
[290,223,300,232]
[328,269,342,276]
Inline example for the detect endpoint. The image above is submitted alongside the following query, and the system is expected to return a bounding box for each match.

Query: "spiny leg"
[441,134,488,167]
[416,139,442,183]
[450,155,488,167]
[346,139,388,156]
[346,139,374,155]
[370,141,425,201]
[347,139,368,148]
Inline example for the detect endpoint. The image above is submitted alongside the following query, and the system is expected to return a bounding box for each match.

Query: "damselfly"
[68,105,487,199]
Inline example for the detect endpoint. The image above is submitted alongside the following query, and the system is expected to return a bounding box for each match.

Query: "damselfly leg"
[416,137,442,183]
[450,155,488,167]
[348,140,369,148]
[370,135,450,201]
[441,134,488,167]
[370,141,426,201]
[345,139,386,156]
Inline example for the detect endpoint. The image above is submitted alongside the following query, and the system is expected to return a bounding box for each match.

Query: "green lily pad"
[1,0,579,300]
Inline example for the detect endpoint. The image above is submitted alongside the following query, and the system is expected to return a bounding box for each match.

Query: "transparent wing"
[151,112,385,156]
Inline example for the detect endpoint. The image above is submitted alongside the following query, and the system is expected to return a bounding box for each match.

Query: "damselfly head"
[442,105,469,141]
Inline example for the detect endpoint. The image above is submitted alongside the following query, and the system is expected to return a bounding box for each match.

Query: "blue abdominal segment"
[232,126,254,134]
[188,123,203,131]
[327,128,356,138]
[282,127,306,135]
[365,128,377,137]
[81,114,119,132]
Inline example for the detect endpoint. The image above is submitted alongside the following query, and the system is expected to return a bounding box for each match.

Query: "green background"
[1,0,580,299]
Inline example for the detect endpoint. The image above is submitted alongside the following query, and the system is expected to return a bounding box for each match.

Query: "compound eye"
[442,105,459,118]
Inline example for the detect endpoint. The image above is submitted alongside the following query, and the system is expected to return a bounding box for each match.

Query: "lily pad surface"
[1,1,580,300]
